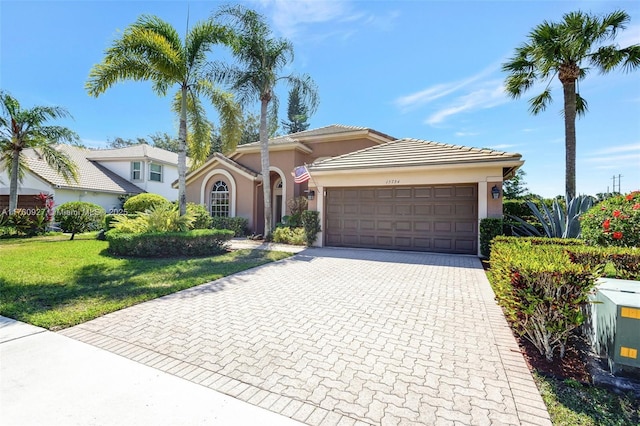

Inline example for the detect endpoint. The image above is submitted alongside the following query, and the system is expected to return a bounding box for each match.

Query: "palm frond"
[528,89,553,115]
[199,82,242,154]
[36,145,79,183]
[575,94,588,117]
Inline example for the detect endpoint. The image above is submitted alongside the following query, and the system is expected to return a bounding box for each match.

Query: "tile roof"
[86,144,181,165]
[309,138,522,171]
[238,124,395,148]
[24,145,144,194]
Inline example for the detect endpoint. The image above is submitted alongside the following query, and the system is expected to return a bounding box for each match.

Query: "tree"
[281,86,310,134]
[502,10,640,199]
[215,5,318,234]
[86,14,242,214]
[0,90,79,213]
[107,136,147,149]
[503,169,529,199]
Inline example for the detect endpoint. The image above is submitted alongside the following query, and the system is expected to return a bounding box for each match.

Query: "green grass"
[535,374,640,426]
[0,233,292,330]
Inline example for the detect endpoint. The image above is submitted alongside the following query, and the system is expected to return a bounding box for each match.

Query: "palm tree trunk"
[177,86,188,216]
[260,97,272,236]
[8,149,21,214]
[562,80,577,200]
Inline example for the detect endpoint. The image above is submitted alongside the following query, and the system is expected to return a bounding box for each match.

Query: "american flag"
[292,165,311,183]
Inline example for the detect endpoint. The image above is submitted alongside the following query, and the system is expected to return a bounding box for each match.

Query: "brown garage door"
[325,184,478,254]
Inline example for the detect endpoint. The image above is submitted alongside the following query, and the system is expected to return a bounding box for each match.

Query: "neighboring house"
[182,124,523,256]
[85,144,183,201]
[0,144,182,213]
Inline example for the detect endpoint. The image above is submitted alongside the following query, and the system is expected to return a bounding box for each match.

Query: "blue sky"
[1,0,639,198]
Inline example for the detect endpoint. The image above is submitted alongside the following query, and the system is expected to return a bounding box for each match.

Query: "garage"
[325,184,478,254]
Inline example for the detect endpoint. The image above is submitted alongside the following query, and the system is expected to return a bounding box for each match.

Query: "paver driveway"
[61,248,551,426]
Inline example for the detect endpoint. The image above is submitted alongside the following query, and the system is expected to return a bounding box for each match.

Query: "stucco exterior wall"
[97,160,178,201]
[52,189,122,213]
[0,169,51,195]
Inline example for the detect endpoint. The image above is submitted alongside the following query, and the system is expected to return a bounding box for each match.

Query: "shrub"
[54,202,105,240]
[282,196,308,227]
[106,229,233,257]
[507,195,593,238]
[489,237,597,361]
[301,210,321,247]
[123,193,170,213]
[271,226,306,245]
[479,218,503,258]
[186,203,211,229]
[566,245,640,280]
[580,190,640,248]
[111,204,194,233]
[104,214,139,231]
[210,216,248,237]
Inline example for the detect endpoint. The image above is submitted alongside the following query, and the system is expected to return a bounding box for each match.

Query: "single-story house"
[0,144,182,212]
[182,124,522,255]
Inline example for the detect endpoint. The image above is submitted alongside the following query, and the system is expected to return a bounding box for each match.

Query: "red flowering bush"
[581,190,640,247]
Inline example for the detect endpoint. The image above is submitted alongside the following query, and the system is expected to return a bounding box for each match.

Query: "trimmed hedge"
[210,216,248,237]
[479,218,503,258]
[106,229,234,257]
[489,237,596,361]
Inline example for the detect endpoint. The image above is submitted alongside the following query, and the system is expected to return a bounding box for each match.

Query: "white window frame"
[131,161,143,181]
[149,163,163,182]
[211,180,230,217]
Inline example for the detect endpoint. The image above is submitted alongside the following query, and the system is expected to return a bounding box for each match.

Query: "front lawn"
[0,233,292,330]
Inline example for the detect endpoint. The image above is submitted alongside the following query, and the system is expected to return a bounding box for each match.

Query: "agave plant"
[508,195,594,238]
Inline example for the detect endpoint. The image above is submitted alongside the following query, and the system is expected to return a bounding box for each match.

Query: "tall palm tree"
[214,5,318,235]
[502,10,640,199]
[86,15,242,214]
[0,90,79,213]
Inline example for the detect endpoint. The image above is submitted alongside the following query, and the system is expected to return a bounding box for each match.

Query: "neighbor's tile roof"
[239,124,395,148]
[309,138,522,171]
[24,145,144,194]
[86,143,181,165]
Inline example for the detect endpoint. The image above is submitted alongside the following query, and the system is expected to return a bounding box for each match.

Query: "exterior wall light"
[491,185,501,199]
[307,190,315,200]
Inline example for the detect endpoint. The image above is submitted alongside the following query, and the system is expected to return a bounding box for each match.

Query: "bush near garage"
[580,190,640,248]
[106,229,233,257]
[271,226,306,245]
[479,218,504,258]
[489,237,596,362]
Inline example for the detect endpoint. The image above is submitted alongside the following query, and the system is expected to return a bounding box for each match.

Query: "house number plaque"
[385,179,400,184]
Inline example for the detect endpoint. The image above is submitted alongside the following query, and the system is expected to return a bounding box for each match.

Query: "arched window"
[211,180,229,217]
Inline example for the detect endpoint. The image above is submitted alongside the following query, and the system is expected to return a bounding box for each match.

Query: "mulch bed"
[516,334,592,383]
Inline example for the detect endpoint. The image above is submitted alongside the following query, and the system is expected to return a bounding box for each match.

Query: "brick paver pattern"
[61,248,551,426]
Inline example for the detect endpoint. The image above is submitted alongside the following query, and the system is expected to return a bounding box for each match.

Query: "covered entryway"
[325,184,478,254]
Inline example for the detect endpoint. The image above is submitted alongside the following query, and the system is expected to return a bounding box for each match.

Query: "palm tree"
[502,10,640,199]
[0,90,79,213]
[86,15,242,214]
[214,5,318,235]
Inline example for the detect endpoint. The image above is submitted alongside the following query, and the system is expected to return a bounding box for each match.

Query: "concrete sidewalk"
[0,316,301,426]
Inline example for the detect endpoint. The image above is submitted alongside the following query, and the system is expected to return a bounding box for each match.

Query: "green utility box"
[589,278,640,373]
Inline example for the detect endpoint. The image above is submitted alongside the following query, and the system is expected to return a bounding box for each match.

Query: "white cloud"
[425,81,509,125]
[394,64,498,112]
[590,142,640,155]
[256,0,397,41]
[454,131,480,137]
